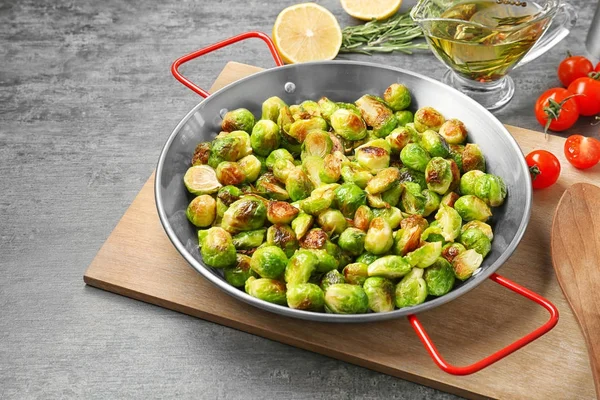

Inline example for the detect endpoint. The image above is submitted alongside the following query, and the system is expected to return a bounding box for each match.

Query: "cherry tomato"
[534,88,579,132]
[557,55,593,87]
[564,135,600,169]
[567,77,600,116]
[525,150,561,189]
[595,62,600,73]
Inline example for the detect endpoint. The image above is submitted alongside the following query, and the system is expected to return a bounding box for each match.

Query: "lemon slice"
[273,3,342,64]
[340,0,402,21]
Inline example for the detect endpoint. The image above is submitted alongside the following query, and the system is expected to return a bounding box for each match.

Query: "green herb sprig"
[339,11,429,55]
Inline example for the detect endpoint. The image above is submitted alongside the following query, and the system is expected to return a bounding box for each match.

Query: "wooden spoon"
[552,183,600,396]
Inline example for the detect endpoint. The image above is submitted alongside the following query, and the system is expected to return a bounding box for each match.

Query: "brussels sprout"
[355,94,398,138]
[272,159,296,182]
[420,130,450,158]
[341,162,373,189]
[224,254,258,287]
[459,228,491,258]
[330,108,367,141]
[401,214,429,231]
[320,269,346,291]
[425,157,459,195]
[395,110,414,127]
[320,153,342,184]
[291,212,314,240]
[363,277,395,312]
[261,96,287,122]
[317,97,339,122]
[365,167,400,195]
[336,101,362,115]
[474,174,507,207]
[285,249,319,284]
[353,205,374,232]
[400,143,431,172]
[236,154,261,183]
[291,100,322,120]
[386,127,411,154]
[351,252,375,265]
[208,131,252,168]
[266,224,298,258]
[200,227,237,268]
[317,209,348,236]
[439,119,467,145]
[250,120,280,156]
[301,130,333,161]
[367,255,412,279]
[184,165,222,195]
[300,195,331,216]
[302,155,326,188]
[452,248,483,280]
[454,195,492,222]
[288,117,328,143]
[461,220,493,240]
[337,228,366,256]
[277,106,294,135]
[197,229,209,247]
[441,191,460,208]
[449,144,464,171]
[422,189,441,217]
[342,262,370,286]
[309,248,339,273]
[285,167,313,202]
[215,161,245,186]
[255,173,289,201]
[265,201,298,225]
[286,283,325,311]
[441,242,466,263]
[462,143,486,172]
[221,108,255,134]
[330,183,365,219]
[364,217,394,255]
[355,144,391,174]
[400,182,426,216]
[384,83,412,111]
[398,167,427,190]
[324,284,369,314]
[186,195,216,228]
[364,193,386,209]
[372,207,402,230]
[434,204,462,242]
[421,223,445,243]
[221,197,267,233]
[459,170,486,195]
[414,106,445,133]
[250,245,288,279]
[299,228,328,250]
[405,241,442,268]
[191,142,211,166]
[380,183,403,208]
[245,276,287,305]
[216,185,242,215]
[232,228,266,250]
[424,258,455,296]
[395,268,428,308]
[265,148,293,170]
[393,226,422,256]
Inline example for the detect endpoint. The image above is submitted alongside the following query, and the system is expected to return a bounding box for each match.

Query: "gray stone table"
[0,0,597,398]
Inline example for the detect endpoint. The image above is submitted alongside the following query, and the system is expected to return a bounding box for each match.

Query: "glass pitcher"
[411,0,577,110]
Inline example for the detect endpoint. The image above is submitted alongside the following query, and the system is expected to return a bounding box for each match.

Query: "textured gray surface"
[0,0,596,399]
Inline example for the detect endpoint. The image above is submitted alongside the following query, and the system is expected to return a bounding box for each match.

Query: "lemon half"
[341,0,402,21]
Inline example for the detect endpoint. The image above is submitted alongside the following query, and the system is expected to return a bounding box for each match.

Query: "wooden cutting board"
[84,62,599,400]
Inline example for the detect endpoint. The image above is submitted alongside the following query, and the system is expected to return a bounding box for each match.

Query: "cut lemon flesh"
[340,0,402,21]
[273,3,342,64]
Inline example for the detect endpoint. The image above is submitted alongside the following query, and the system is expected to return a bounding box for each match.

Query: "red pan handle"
[171,31,284,98]
[408,272,559,375]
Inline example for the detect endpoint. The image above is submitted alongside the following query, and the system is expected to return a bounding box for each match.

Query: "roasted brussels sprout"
[439,119,467,145]
[461,220,493,240]
[216,161,246,186]
[186,194,216,228]
[393,225,422,256]
[343,262,370,286]
[217,185,242,213]
[400,182,426,216]
[266,148,294,171]
[364,217,394,255]
[320,153,342,184]
[255,173,289,201]
[366,167,400,195]
[421,223,445,243]
[405,241,442,268]
[333,183,367,218]
[287,283,325,311]
[250,120,280,156]
[309,248,339,273]
[224,254,258,287]
[452,248,483,280]
[474,174,507,207]
[301,130,333,160]
[299,228,328,249]
[221,197,267,233]
[291,100,322,120]
[422,189,441,217]
[341,162,373,189]
[459,170,485,196]
[363,277,395,313]
[285,167,313,202]
[272,159,296,183]
[245,276,286,305]
[395,110,414,127]
[395,268,428,308]
[381,183,403,208]
[324,284,369,314]
[291,212,314,240]
[200,227,237,268]
[285,249,319,284]
[353,205,374,232]
[277,106,294,134]
[261,96,287,122]
[386,127,411,154]
[372,207,402,230]
[459,228,491,258]
[435,204,462,242]
[454,195,492,222]
[400,143,431,172]
[401,214,429,231]
[398,167,427,190]
[338,227,366,256]
[367,255,412,279]
[336,101,362,115]
[237,154,262,183]
[266,224,298,258]
[191,142,211,166]
[424,258,455,296]
[300,195,332,216]
[441,242,466,263]
[320,269,346,291]
[250,245,288,279]
[288,117,328,143]
[330,108,367,140]
[232,228,266,249]
[317,97,339,121]
[462,143,486,172]
[440,191,460,208]
[425,157,459,195]
[266,201,299,225]
[355,95,398,138]
[222,108,255,134]
[354,252,376,265]
[384,83,412,111]
[449,144,464,171]
[355,143,391,174]
[420,130,450,158]
[184,165,222,195]
[414,106,445,133]
[317,209,347,236]
[208,131,252,168]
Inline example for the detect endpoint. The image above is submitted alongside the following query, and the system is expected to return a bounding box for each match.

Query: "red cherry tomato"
[567,77,600,116]
[564,135,600,169]
[525,150,561,189]
[557,55,593,87]
[595,62,600,73]
[534,88,579,132]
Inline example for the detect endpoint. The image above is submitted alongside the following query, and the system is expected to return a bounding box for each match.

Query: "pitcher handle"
[515,2,577,69]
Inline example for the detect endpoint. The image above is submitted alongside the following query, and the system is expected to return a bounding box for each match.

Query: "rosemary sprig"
[339,11,429,55]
